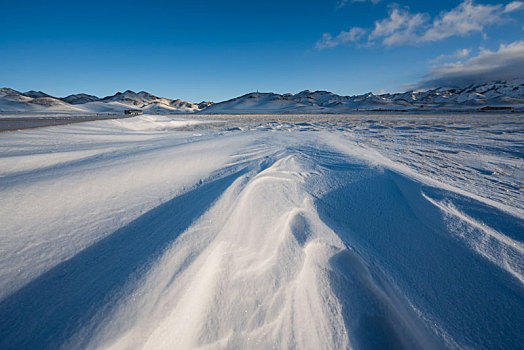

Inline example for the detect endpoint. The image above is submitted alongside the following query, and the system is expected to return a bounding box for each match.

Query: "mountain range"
[0,89,212,114]
[1,80,523,114]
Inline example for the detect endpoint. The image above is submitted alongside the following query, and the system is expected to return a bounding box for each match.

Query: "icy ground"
[0,114,523,349]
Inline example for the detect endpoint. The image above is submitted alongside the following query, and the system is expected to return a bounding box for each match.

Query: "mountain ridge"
[202,80,524,113]
[1,80,523,114]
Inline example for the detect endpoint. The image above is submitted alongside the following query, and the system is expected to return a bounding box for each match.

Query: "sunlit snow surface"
[0,114,523,349]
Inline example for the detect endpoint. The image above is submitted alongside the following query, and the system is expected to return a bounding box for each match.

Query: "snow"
[0,114,523,349]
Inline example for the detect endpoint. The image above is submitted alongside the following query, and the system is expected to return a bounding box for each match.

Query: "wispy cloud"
[316,27,367,49]
[431,48,472,63]
[415,40,524,88]
[505,1,524,12]
[336,0,381,10]
[368,7,428,46]
[420,0,518,43]
[318,0,524,49]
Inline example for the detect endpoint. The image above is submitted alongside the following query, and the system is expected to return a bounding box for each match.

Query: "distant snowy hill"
[91,90,202,114]
[197,101,215,110]
[22,90,56,99]
[1,80,523,114]
[61,93,100,105]
[202,92,328,114]
[0,88,83,112]
[0,89,205,114]
[203,80,524,114]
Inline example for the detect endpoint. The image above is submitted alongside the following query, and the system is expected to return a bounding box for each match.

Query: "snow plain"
[0,114,523,349]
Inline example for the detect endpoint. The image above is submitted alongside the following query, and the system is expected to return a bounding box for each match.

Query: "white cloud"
[431,48,472,63]
[504,1,524,12]
[422,0,506,42]
[337,0,381,9]
[456,48,472,58]
[316,27,367,49]
[369,7,428,46]
[320,0,523,48]
[416,40,524,88]
[336,0,349,9]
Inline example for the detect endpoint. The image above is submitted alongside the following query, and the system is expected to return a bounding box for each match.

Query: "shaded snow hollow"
[0,114,523,349]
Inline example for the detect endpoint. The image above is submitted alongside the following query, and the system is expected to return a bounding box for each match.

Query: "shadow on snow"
[0,168,247,350]
[317,168,524,350]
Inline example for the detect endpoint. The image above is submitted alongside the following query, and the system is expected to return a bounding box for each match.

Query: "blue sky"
[1,0,523,102]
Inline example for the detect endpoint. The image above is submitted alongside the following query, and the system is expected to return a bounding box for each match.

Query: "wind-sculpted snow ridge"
[0,114,522,349]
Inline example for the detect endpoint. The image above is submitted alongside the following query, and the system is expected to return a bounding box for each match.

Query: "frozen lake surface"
[0,114,522,349]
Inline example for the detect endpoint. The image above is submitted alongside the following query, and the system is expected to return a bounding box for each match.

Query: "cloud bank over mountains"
[415,41,524,89]
[318,0,524,48]
[319,0,524,90]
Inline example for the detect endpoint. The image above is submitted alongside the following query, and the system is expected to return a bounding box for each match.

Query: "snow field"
[0,114,522,349]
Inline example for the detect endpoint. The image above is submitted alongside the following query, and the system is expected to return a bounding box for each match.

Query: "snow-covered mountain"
[387,80,524,108]
[202,92,328,114]
[0,89,205,114]
[89,90,202,114]
[1,80,523,114]
[197,101,215,110]
[204,80,524,114]
[0,88,82,112]
[22,90,56,99]
[61,93,100,105]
